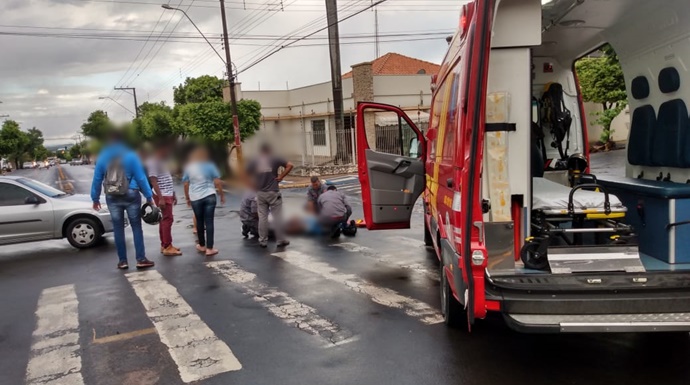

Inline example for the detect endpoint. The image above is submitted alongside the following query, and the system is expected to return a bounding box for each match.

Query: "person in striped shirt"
[147,144,182,256]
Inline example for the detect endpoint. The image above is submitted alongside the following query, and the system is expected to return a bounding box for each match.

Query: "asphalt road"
[2,157,690,385]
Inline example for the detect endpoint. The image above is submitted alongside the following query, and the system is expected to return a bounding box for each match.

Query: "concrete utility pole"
[114,87,139,118]
[219,0,244,169]
[325,0,347,164]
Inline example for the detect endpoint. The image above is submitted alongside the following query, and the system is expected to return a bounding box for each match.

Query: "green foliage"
[69,143,83,159]
[0,120,30,168]
[575,45,627,144]
[237,99,262,139]
[133,102,177,141]
[176,101,233,142]
[81,110,113,140]
[173,75,225,105]
[25,128,47,160]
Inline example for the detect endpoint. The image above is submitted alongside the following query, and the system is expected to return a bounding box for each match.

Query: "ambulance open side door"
[356,102,426,230]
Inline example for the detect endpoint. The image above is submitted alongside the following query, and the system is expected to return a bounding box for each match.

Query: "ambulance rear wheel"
[424,220,433,246]
[440,263,467,328]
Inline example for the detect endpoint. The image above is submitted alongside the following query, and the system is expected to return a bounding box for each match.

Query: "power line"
[238,0,390,75]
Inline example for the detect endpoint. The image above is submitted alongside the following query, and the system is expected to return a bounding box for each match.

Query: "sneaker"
[136,259,155,269]
[276,240,290,248]
[162,245,182,256]
[117,261,129,270]
[259,242,268,248]
[330,225,342,239]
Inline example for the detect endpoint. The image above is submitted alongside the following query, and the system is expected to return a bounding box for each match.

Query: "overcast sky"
[0,0,460,143]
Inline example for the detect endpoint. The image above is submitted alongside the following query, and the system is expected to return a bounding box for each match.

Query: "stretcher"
[521,177,642,273]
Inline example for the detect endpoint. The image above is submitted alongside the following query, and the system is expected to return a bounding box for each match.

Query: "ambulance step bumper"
[504,312,690,333]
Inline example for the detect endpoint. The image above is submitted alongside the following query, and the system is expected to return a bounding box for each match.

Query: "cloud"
[0,0,460,138]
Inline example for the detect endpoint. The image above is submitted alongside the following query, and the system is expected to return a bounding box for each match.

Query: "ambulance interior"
[484,0,690,276]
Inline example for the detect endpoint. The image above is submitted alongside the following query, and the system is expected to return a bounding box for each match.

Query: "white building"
[226,53,440,168]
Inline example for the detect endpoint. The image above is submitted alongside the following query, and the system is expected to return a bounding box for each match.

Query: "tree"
[25,127,46,160]
[173,75,225,105]
[0,120,29,169]
[237,99,262,139]
[134,101,177,141]
[81,110,113,140]
[575,44,627,144]
[176,101,233,142]
[69,143,83,159]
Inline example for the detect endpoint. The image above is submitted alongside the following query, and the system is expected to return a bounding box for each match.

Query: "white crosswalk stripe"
[26,284,85,385]
[207,261,355,347]
[332,242,440,282]
[272,250,443,325]
[126,270,242,383]
[338,184,361,192]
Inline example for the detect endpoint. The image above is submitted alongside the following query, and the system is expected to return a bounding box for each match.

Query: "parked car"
[70,159,83,166]
[59,159,67,164]
[0,176,118,249]
[22,162,35,169]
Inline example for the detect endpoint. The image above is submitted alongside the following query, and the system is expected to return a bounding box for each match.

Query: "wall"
[583,103,630,144]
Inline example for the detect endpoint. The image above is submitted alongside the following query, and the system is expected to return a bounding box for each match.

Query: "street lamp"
[162,2,244,168]
[98,96,135,116]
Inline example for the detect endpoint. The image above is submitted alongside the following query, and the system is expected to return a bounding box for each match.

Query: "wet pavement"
[2,157,690,385]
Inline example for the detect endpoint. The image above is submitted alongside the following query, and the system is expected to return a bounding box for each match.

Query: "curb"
[279,182,310,190]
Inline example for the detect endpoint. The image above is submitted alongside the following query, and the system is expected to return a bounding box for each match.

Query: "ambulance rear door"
[355,102,426,230]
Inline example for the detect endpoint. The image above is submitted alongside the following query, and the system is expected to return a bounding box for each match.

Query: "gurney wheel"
[520,241,549,270]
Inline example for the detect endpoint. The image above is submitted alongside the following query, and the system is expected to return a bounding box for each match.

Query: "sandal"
[205,248,219,257]
[196,244,207,253]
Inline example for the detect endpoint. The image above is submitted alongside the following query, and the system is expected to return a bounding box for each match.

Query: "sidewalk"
[279,173,358,189]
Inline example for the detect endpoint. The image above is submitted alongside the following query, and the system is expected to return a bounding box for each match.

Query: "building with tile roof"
[227,53,439,168]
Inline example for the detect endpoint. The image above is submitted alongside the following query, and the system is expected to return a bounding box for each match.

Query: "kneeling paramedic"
[91,131,156,270]
[240,190,259,238]
[317,185,353,237]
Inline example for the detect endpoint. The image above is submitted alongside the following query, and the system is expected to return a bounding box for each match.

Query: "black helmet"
[142,203,162,225]
[567,153,588,173]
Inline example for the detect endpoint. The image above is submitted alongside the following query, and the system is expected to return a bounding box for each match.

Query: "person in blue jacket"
[91,131,156,270]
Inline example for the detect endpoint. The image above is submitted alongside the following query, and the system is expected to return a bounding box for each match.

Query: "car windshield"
[16,178,68,198]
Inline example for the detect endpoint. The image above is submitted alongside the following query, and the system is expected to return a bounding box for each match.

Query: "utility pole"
[114,87,139,118]
[325,0,346,163]
[219,0,244,169]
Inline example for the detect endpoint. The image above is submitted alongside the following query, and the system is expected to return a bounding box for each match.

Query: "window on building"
[312,120,327,146]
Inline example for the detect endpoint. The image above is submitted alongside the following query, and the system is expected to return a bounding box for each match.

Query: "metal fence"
[283,115,428,168]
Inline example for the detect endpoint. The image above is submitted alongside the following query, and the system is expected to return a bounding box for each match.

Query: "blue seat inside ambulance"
[626,76,655,166]
[650,67,689,167]
[599,67,690,264]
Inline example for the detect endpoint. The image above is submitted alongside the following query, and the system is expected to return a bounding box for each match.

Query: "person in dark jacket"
[91,131,155,270]
[306,176,327,212]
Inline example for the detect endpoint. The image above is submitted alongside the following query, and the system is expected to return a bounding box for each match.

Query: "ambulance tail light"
[459,2,474,38]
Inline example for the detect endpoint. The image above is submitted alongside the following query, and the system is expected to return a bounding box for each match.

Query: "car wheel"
[440,248,468,328]
[66,218,102,249]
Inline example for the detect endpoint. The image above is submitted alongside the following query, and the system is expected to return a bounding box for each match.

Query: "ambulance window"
[442,72,461,161]
[367,109,418,157]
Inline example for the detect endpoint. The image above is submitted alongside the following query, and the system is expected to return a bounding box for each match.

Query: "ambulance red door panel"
[356,102,426,230]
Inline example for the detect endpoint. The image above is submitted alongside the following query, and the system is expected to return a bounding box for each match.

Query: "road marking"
[332,242,440,282]
[327,175,358,183]
[272,250,443,325]
[26,284,85,385]
[126,270,242,383]
[92,327,157,345]
[386,235,427,249]
[207,261,354,346]
[337,185,361,192]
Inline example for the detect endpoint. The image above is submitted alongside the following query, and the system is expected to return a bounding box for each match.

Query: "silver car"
[0,176,115,249]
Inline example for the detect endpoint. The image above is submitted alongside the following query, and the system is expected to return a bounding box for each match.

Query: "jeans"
[154,195,174,248]
[106,189,146,263]
[257,191,285,243]
[191,194,216,249]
